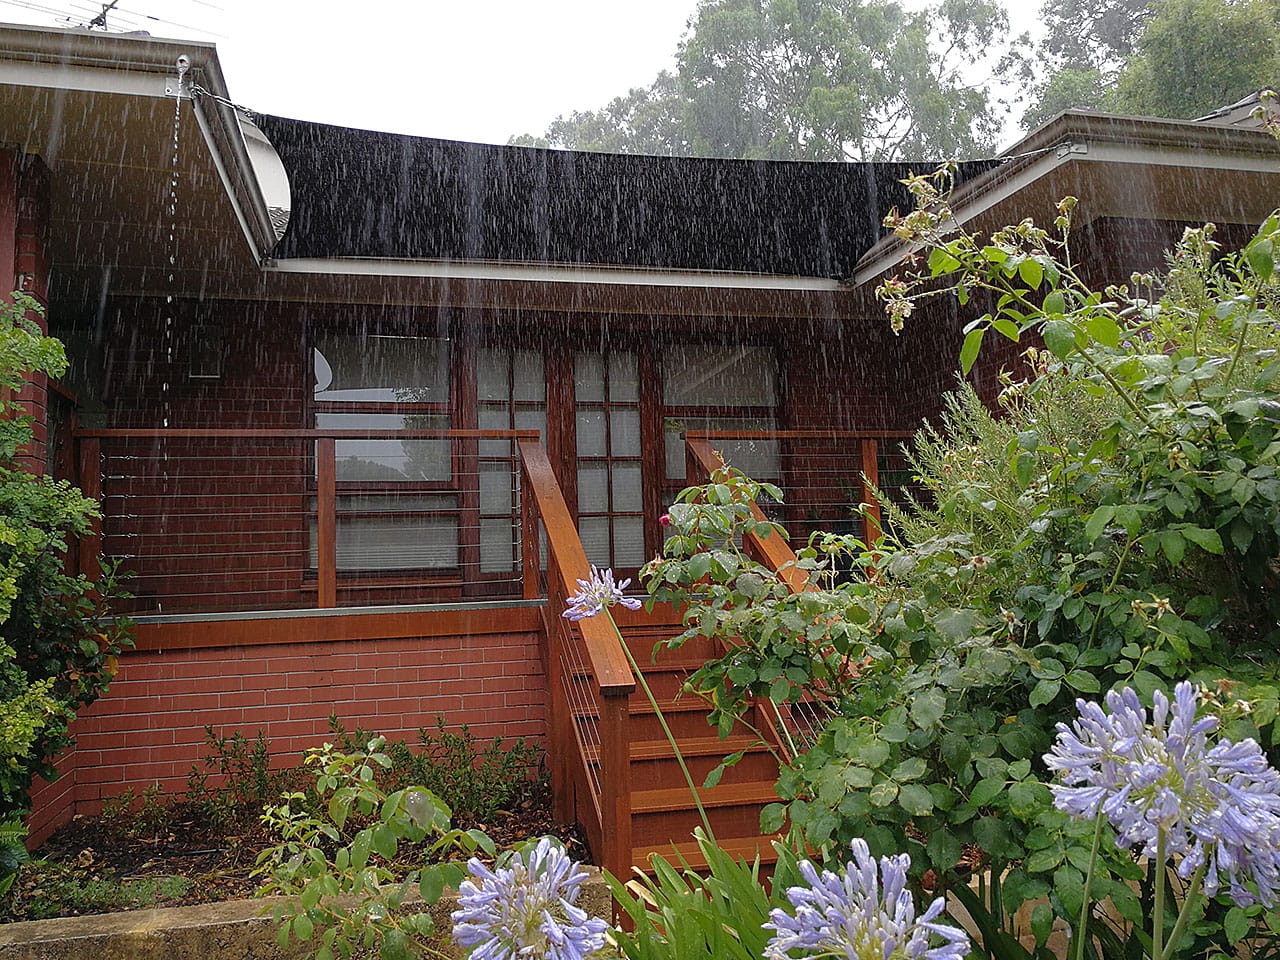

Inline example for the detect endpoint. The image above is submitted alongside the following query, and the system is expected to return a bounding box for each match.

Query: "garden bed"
[2,723,582,923]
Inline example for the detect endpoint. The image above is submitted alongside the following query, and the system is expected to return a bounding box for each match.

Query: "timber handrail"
[518,439,634,878]
[518,441,634,694]
[74,428,542,439]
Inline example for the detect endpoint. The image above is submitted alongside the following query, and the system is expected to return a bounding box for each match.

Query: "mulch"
[2,782,588,922]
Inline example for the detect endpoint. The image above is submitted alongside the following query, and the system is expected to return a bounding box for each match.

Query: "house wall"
[26,606,547,847]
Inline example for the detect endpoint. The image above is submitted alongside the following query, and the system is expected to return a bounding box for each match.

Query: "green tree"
[512,0,1028,161]
[0,293,132,892]
[1023,0,1280,128]
[1113,0,1280,119]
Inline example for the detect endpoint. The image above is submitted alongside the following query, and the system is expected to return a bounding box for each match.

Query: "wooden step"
[631,779,779,814]
[630,779,781,847]
[632,832,782,872]
[584,735,779,791]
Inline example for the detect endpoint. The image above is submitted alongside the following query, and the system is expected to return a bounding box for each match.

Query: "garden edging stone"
[0,869,612,960]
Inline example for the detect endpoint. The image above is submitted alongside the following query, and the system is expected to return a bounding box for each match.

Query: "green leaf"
[380,930,412,960]
[1085,315,1122,348]
[1042,320,1076,360]
[420,866,445,904]
[293,913,314,942]
[869,781,899,806]
[1183,527,1224,555]
[372,824,397,862]
[891,758,928,782]
[1009,781,1048,817]
[1030,678,1060,708]
[1019,258,1044,289]
[1031,903,1053,946]
[910,689,947,728]
[760,802,787,833]
[926,829,962,871]
[898,783,934,816]
[1225,906,1252,943]
[960,328,985,376]
[1043,290,1066,315]
[1247,237,1275,281]
[1015,452,1036,489]
[1085,505,1114,542]
[969,777,1006,808]
[1160,529,1186,565]
[991,317,1021,341]
[1065,670,1101,693]
[1023,847,1063,872]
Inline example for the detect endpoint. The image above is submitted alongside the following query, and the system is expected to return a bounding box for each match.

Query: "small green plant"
[255,735,493,960]
[4,859,191,920]
[328,716,545,823]
[185,725,302,829]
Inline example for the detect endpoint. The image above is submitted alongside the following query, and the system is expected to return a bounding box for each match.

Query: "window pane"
[476,348,510,402]
[480,517,515,573]
[318,413,451,482]
[613,517,644,567]
[335,493,456,513]
[575,353,605,402]
[512,350,545,402]
[577,463,609,512]
[665,415,780,480]
[663,344,777,407]
[609,352,639,402]
[480,462,514,516]
[610,408,641,457]
[314,335,450,403]
[310,516,459,570]
[611,463,642,512]
[578,516,610,568]
[514,407,546,440]
[576,407,606,457]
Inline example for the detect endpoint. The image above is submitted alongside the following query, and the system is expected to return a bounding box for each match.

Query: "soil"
[2,781,588,923]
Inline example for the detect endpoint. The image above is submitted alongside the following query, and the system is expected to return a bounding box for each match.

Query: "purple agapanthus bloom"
[1045,681,1280,906]
[451,837,608,960]
[764,839,970,960]
[562,565,643,621]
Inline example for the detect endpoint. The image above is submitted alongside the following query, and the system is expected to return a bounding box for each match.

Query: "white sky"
[0,0,1045,148]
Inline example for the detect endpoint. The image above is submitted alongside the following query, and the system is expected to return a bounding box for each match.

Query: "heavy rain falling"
[0,2,1277,957]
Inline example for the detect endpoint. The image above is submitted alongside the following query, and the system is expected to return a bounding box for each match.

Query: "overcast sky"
[0,0,1045,148]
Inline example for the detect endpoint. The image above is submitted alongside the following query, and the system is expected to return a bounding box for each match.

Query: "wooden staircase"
[607,611,784,872]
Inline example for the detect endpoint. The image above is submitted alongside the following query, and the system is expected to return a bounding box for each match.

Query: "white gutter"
[0,22,276,262]
[264,256,846,291]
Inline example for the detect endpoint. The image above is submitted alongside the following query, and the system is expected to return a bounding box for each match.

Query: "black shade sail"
[256,114,998,278]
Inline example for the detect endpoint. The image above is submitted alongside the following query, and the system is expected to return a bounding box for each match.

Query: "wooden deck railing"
[518,440,634,878]
[685,429,915,549]
[75,428,541,614]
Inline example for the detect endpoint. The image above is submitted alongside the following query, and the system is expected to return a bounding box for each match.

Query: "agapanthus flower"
[562,565,642,621]
[1045,681,1280,906]
[451,837,608,960]
[764,839,970,960]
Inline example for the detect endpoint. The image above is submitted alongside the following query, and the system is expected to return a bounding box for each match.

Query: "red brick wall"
[26,626,547,847]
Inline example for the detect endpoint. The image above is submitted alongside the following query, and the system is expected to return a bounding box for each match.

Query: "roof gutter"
[263,255,846,292]
[850,109,1280,287]
[0,22,276,263]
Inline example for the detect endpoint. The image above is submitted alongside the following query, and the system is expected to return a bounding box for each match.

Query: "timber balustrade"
[518,439,635,879]
[74,428,541,614]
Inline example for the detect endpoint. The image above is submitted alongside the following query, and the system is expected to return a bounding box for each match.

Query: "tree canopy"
[1022,0,1280,128]
[511,0,1028,162]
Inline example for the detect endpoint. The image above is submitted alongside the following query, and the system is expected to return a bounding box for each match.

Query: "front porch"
[34,425,900,876]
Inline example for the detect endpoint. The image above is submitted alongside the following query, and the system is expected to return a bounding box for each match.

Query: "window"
[311,333,455,574]
[476,348,546,575]
[575,351,644,570]
[661,343,782,485]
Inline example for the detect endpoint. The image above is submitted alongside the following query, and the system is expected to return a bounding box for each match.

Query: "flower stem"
[1076,812,1105,960]
[605,610,715,840]
[1159,862,1208,960]
[1152,831,1167,960]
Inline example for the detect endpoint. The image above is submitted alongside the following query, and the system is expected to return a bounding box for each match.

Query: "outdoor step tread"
[633,834,781,871]
[631,780,779,813]
[583,735,766,763]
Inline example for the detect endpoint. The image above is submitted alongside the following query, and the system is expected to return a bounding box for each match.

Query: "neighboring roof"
[1195,88,1277,127]
[256,114,998,278]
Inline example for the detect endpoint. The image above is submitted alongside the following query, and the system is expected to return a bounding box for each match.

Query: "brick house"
[1,23,1277,873]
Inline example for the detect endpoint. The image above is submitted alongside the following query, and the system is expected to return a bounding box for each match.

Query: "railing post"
[860,437,882,544]
[316,437,337,608]
[77,437,101,581]
[521,465,539,601]
[600,689,632,880]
